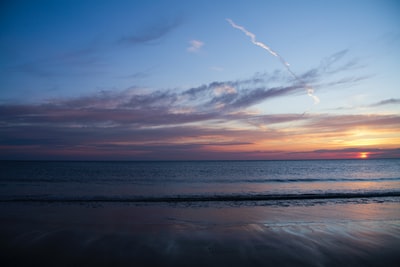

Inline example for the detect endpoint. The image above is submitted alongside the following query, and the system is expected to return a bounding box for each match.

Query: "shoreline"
[1,191,399,203]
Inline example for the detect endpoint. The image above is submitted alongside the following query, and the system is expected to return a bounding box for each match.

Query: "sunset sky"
[1,0,399,160]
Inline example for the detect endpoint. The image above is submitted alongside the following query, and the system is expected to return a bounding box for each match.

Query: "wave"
[1,191,400,203]
[2,177,400,184]
[242,177,400,183]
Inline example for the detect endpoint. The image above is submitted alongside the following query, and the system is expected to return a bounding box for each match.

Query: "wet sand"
[1,201,399,267]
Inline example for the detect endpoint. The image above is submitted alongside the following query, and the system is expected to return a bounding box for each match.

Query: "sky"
[0,0,399,160]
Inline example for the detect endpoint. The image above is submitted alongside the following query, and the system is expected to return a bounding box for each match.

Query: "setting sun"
[359,152,369,159]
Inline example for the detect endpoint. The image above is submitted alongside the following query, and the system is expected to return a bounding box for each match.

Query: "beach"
[1,160,399,266]
[2,1,399,265]
[1,200,399,267]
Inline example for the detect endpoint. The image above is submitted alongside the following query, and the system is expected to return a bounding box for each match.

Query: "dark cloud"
[369,98,400,107]
[229,85,299,109]
[117,69,152,79]
[10,41,106,78]
[1,49,391,160]
[0,120,265,160]
[118,17,182,45]
[0,52,379,130]
[328,97,400,111]
[1,102,398,156]
[179,74,305,112]
[13,62,58,78]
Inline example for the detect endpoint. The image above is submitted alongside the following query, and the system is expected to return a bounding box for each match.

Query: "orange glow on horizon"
[358,152,369,159]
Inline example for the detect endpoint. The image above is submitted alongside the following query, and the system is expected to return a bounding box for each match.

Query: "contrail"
[226,18,319,104]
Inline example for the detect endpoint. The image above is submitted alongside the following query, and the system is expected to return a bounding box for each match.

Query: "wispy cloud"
[118,17,182,45]
[210,66,224,72]
[299,50,365,84]
[7,17,183,79]
[369,98,400,107]
[0,51,368,127]
[187,40,204,52]
[9,40,106,78]
[227,18,321,104]
[1,50,394,160]
[332,97,400,111]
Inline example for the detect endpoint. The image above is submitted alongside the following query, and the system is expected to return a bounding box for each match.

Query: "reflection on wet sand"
[0,201,399,267]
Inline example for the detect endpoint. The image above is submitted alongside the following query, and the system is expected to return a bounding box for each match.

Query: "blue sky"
[0,0,399,160]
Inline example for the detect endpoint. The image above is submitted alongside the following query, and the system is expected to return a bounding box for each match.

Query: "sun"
[359,152,369,159]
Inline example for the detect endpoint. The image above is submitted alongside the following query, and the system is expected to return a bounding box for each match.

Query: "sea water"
[1,159,399,266]
[1,159,399,205]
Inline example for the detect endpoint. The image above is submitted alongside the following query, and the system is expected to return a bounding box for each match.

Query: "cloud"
[1,105,399,160]
[291,114,400,141]
[228,85,299,109]
[1,50,391,160]
[369,98,400,107]
[0,51,370,129]
[292,147,400,159]
[8,16,183,80]
[118,17,182,45]
[210,66,224,72]
[10,41,106,78]
[187,40,204,52]
[299,50,365,85]
[328,97,400,112]
[117,67,154,79]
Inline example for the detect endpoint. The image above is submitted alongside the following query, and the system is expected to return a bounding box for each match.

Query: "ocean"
[1,159,399,204]
[1,159,399,266]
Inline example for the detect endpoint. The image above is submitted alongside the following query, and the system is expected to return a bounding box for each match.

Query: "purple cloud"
[1,49,389,160]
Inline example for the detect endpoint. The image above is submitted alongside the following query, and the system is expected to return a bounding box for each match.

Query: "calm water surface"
[1,159,399,266]
[1,159,399,204]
